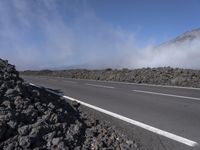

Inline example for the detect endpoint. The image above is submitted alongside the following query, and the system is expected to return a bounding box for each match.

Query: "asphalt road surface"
[22,75,200,150]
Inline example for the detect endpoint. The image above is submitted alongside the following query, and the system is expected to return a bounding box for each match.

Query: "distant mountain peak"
[158,28,200,48]
[174,28,200,42]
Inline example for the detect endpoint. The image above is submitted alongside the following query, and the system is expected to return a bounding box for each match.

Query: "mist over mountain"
[135,28,200,69]
[40,27,200,70]
[62,28,200,70]
[0,1,199,70]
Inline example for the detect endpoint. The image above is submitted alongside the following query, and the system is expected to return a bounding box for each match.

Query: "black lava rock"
[22,67,200,88]
[0,58,144,150]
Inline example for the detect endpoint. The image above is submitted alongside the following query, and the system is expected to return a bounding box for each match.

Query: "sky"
[0,0,200,70]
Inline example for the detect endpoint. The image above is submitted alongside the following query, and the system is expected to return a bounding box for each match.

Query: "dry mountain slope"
[157,28,200,48]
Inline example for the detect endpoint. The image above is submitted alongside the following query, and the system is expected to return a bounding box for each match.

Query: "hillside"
[158,28,200,48]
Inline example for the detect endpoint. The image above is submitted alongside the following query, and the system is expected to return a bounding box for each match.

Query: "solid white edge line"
[62,95,198,147]
[86,83,114,89]
[133,89,200,101]
[29,83,38,87]
[29,82,198,147]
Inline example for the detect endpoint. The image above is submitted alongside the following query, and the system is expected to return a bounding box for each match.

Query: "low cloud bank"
[0,0,200,70]
[135,38,200,69]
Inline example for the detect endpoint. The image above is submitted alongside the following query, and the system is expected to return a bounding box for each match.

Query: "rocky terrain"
[0,58,144,150]
[22,67,200,88]
[21,28,200,88]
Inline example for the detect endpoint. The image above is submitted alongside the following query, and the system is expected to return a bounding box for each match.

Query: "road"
[22,75,200,149]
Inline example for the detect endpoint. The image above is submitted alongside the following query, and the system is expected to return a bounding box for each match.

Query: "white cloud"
[136,38,200,69]
[0,0,200,70]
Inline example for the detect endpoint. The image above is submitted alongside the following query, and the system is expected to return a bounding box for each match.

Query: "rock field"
[0,58,145,149]
[22,67,200,88]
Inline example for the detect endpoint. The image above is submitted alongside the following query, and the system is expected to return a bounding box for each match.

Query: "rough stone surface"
[0,58,145,149]
[22,67,200,88]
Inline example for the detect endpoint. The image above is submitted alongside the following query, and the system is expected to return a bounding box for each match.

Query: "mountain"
[173,28,200,42]
[158,28,200,48]
[39,28,200,70]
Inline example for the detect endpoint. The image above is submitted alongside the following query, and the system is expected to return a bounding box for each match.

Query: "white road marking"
[63,80,77,84]
[29,75,200,90]
[59,76,200,90]
[61,95,199,147]
[86,83,114,89]
[29,82,198,147]
[133,89,200,101]
[45,78,77,84]
[29,83,37,86]
[48,78,57,81]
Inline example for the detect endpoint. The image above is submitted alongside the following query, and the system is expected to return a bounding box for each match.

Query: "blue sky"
[0,0,200,70]
[89,0,200,44]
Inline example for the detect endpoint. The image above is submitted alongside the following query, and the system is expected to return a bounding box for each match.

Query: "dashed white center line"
[63,80,77,84]
[86,83,114,89]
[133,89,200,101]
[46,79,77,84]
[48,78,57,81]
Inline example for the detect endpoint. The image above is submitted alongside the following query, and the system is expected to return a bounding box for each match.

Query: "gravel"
[21,67,200,88]
[0,58,145,149]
